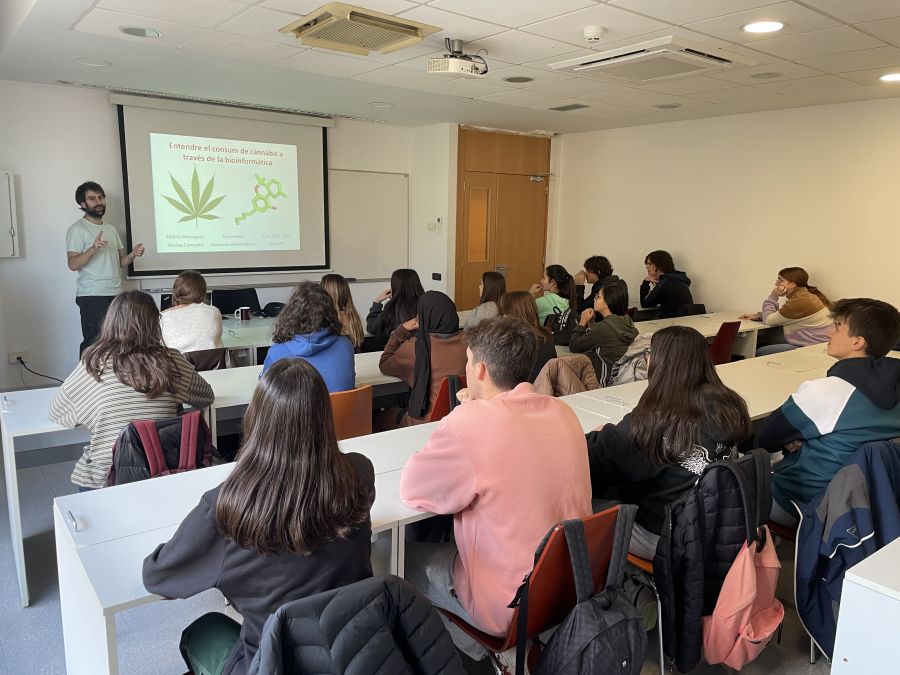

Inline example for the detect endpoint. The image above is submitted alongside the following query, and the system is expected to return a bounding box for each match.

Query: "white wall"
[554,97,900,314]
[0,80,453,388]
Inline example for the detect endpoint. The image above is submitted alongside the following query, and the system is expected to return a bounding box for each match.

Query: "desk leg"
[55,507,119,674]
[2,426,29,606]
[733,330,758,360]
[397,524,407,579]
[207,406,218,445]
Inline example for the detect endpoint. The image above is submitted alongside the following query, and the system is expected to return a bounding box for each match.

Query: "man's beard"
[86,205,105,218]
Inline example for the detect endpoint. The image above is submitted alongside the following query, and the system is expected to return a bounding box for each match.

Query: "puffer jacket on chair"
[654,450,771,672]
[248,575,465,675]
[533,354,600,396]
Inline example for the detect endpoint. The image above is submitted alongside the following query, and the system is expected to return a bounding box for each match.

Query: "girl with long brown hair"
[49,290,214,490]
[366,268,425,351]
[498,290,557,382]
[321,273,365,349]
[585,326,751,558]
[529,264,578,326]
[464,271,507,328]
[741,266,832,355]
[143,358,375,675]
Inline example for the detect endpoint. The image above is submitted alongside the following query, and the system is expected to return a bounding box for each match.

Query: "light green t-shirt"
[535,292,572,326]
[66,218,124,297]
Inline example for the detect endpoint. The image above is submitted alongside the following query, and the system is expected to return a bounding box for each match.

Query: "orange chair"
[428,375,466,423]
[709,321,741,365]
[329,385,373,441]
[442,506,623,673]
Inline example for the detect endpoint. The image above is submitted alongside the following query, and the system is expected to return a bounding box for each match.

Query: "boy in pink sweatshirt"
[400,316,592,653]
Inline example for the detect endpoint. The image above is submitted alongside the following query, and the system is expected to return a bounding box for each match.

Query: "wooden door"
[494,174,548,296]
[457,171,497,310]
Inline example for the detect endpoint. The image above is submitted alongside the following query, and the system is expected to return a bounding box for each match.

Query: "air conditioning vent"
[279,2,440,56]
[549,103,590,112]
[548,36,756,82]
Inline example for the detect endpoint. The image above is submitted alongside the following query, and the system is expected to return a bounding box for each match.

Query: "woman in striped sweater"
[50,291,214,490]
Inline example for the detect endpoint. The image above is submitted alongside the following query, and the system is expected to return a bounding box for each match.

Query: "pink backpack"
[702,525,784,669]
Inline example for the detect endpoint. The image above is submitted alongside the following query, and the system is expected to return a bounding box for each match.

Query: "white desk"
[220,316,276,366]
[634,311,770,359]
[832,537,900,673]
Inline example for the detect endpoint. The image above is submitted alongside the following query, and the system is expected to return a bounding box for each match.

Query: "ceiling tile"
[757,73,863,94]
[181,31,301,63]
[278,49,384,77]
[72,8,206,47]
[839,65,900,85]
[417,77,511,98]
[686,2,840,44]
[566,101,641,118]
[98,0,247,28]
[856,17,900,46]
[638,75,742,94]
[799,46,900,73]
[688,85,788,104]
[218,6,306,47]
[396,6,507,42]
[261,0,419,16]
[579,87,706,107]
[476,89,585,111]
[351,65,439,89]
[527,76,625,98]
[750,26,886,59]
[609,0,787,26]
[521,3,671,49]
[801,0,900,24]
[365,43,441,65]
[707,60,826,84]
[468,30,584,64]
[482,64,575,88]
[426,0,597,30]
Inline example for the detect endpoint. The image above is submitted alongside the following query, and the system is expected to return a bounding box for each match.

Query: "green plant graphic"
[235,174,287,225]
[163,167,225,226]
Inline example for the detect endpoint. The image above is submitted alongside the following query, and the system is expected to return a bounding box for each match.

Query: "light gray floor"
[0,460,239,675]
[1,459,832,675]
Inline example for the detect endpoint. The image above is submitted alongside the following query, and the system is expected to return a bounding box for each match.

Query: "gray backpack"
[515,504,647,675]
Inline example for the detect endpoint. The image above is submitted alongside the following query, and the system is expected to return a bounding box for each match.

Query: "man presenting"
[67,181,144,354]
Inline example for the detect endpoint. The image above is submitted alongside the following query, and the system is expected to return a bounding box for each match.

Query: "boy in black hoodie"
[575,255,626,313]
[640,250,693,318]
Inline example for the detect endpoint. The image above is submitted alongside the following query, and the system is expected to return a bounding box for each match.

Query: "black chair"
[678,303,707,316]
[184,348,229,371]
[210,288,262,317]
[633,308,660,322]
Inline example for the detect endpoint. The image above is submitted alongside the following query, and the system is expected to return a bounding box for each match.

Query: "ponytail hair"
[779,267,831,308]
[545,264,577,311]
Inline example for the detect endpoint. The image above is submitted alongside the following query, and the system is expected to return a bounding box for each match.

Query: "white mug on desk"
[234,306,251,321]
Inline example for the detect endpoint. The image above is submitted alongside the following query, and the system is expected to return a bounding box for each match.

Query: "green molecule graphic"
[235,174,287,225]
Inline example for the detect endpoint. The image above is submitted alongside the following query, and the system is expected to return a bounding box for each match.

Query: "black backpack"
[545,306,576,346]
[514,504,647,675]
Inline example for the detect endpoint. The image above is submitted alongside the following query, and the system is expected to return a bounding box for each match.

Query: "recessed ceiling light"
[75,58,112,67]
[368,101,393,108]
[120,26,162,38]
[751,71,783,80]
[503,76,534,84]
[655,103,681,109]
[742,21,785,34]
[880,73,900,82]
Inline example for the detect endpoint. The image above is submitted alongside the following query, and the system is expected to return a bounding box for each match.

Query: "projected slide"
[149,133,300,253]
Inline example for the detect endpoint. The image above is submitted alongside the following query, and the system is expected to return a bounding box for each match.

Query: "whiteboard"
[328,169,408,280]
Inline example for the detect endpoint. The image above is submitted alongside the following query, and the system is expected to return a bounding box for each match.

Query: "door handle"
[496,265,509,271]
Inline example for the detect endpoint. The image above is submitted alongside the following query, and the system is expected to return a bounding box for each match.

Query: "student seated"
[400,316,591,655]
[529,264,578,326]
[49,291,214,491]
[569,280,638,383]
[740,267,832,355]
[464,271,505,328]
[366,268,424,351]
[143,359,375,675]
[639,250,693,318]
[498,290,557,382]
[586,326,751,558]
[262,281,354,392]
[160,270,224,354]
[379,291,467,425]
[759,298,900,526]
[575,255,626,313]
[321,273,365,351]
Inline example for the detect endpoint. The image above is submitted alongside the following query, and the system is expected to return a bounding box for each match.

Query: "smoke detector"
[584,26,605,44]
[426,38,488,79]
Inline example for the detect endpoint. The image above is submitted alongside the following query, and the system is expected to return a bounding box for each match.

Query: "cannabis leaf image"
[163,167,225,226]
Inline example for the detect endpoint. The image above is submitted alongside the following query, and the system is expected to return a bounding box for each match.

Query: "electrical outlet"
[8,351,28,365]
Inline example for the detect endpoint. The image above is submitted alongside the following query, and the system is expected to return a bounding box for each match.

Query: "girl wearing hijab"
[379,291,467,425]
